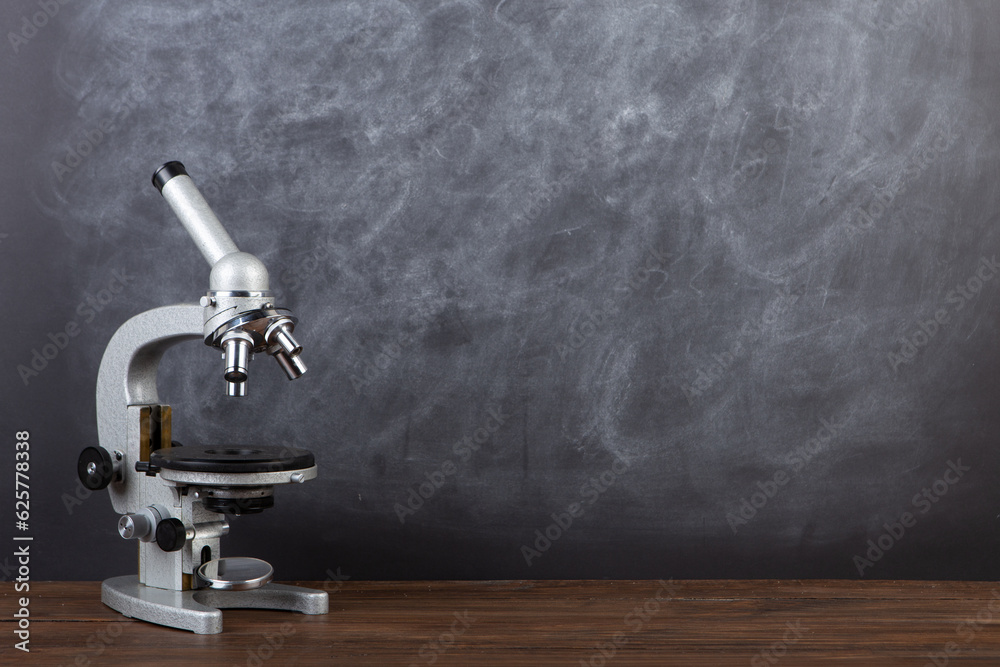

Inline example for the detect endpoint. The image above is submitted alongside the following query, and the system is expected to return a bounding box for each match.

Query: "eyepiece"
[152,161,188,193]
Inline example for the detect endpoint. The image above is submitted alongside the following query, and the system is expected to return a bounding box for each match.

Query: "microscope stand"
[102,575,329,634]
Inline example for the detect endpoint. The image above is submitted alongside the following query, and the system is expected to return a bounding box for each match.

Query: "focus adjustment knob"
[78,447,114,490]
[155,518,188,552]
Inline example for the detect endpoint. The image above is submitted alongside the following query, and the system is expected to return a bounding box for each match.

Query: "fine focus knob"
[155,518,188,552]
[118,513,152,540]
[78,447,114,490]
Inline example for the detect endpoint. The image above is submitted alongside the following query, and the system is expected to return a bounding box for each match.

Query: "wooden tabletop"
[4,579,1000,665]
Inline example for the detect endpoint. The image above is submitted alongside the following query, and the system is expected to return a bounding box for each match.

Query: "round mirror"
[198,557,273,591]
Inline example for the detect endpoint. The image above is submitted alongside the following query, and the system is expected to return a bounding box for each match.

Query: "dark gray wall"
[3,0,1000,582]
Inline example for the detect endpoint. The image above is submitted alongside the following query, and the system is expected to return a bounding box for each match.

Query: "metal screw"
[290,473,305,484]
[86,462,97,475]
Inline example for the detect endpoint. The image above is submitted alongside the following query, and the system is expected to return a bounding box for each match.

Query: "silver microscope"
[76,162,328,633]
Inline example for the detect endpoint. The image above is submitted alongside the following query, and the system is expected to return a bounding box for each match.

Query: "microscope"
[76,162,328,633]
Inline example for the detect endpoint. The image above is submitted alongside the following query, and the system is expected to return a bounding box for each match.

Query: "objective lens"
[273,349,307,380]
[220,330,254,393]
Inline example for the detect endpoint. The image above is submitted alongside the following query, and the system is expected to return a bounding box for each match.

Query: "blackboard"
[3,0,1000,582]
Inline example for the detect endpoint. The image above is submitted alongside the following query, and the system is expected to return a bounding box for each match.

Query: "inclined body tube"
[154,163,239,266]
[153,162,269,292]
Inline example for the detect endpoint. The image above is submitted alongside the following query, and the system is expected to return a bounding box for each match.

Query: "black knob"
[78,447,114,491]
[155,518,187,552]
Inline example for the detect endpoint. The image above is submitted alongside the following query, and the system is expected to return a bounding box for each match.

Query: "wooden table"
[4,580,1000,665]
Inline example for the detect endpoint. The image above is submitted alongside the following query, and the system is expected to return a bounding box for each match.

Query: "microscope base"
[101,575,329,634]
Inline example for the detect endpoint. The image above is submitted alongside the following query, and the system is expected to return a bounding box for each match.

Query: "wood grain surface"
[4,580,1000,665]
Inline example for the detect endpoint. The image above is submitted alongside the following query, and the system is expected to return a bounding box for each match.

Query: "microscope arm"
[94,303,203,515]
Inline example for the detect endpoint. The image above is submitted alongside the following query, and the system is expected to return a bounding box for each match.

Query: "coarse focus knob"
[78,447,114,490]
[155,518,188,552]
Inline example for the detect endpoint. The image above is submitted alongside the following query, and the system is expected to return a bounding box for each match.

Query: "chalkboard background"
[3,0,1000,582]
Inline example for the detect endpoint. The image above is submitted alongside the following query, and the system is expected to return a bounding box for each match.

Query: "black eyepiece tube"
[152,161,188,193]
